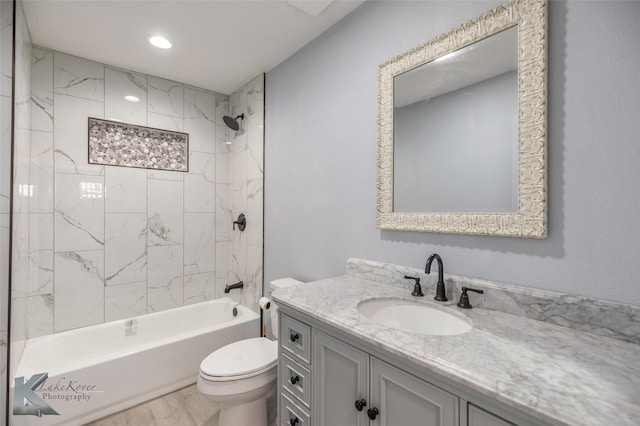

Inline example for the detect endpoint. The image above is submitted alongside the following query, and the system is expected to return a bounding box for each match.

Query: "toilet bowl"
[197,278,302,426]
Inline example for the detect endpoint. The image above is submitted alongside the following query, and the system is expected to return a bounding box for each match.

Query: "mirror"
[377,0,547,237]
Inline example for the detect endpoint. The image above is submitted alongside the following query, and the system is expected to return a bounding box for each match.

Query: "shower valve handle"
[233,214,246,231]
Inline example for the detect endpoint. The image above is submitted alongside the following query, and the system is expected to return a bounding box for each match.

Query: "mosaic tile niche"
[88,118,189,172]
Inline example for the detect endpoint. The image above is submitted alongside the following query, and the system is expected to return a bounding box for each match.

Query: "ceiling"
[22,0,364,95]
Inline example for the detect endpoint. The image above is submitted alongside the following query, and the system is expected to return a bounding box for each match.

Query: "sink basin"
[357,298,472,336]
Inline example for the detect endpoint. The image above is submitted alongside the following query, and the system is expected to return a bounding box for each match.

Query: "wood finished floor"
[87,385,219,426]
[87,384,277,426]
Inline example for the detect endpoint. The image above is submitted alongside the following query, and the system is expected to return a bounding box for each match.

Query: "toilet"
[197,278,302,426]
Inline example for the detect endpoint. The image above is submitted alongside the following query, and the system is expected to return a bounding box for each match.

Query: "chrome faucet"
[425,253,447,301]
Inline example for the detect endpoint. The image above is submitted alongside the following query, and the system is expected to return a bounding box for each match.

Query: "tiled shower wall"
[0,0,14,419]
[227,76,264,312]
[11,45,264,339]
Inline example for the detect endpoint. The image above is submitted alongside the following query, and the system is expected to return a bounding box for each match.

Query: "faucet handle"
[457,287,484,309]
[404,275,424,297]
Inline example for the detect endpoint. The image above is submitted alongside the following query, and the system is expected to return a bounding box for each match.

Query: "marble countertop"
[272,275,640,426]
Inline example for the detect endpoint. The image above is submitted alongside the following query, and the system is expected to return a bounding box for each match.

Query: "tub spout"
[224,281,244,293]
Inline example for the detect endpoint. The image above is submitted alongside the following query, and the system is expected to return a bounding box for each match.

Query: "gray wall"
[265,0,640,306]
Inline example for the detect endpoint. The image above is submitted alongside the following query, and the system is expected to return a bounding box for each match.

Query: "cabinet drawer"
[280,392,311,426]
[468,404,515,426]
[281,315,312,365]
[281,354,312,408]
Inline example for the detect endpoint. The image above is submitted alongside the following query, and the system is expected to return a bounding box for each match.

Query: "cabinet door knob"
[288,417,299,426]
[367,407,379,420]
[290,375,300,385]
[354,398,367,411]
[290,333,300,342]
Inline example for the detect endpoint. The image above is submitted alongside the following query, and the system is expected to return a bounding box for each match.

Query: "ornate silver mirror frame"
[376,0,547,237]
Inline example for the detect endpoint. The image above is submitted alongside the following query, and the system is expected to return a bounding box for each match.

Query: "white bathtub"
[11,298,260,425]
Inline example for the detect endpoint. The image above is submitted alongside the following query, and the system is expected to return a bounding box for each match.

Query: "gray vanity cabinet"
[370,357,458,426]
[312,329,458,426]
[278,310,532,426]
[313,330,369,426]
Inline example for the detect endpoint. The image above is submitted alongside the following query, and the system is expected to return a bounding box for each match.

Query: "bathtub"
[11,298,260,425]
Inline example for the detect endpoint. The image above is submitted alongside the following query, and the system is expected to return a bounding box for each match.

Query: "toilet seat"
[200,337,278,382]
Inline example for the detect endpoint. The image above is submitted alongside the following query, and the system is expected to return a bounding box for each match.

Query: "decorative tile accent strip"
[346,258,640,345]
[88,117,189,171]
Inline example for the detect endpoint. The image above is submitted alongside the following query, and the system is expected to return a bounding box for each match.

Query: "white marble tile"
[105,66,147,126]
[28,248,53,296]
[13,15,31,132]
[148,76,183,117]
[233,149,247,192]
[244,244,263,312]
[245,75,264,118]
[0,226,9,329]
[148,111,183,132]
[105,281,147,321]
[184,213,215,275]
[54,250,104,332]
[11,297,27,341]
[54,173,104,252]
[247,117,264,182]
[30,130,54,213]
[54,51,104,101]
[105,166,147,213]
[54,93,104,175]
[12,127,31,214]
[215,124,233,155]
[215,241,231,280]
[215,152,231,184]
[0,96,10,215]
[215,183,232,242]
[184,87,215,154]
[105,213,147,286]
[229,125,247,152]
[233,181,248,217]
[27,294,54,338]
[185,152,215,212]
[147,245,183,312]
[246,180,263,247]
[215,93,229,126]
[184,272,216,305]
[0,1,12,96]
[11,213,30,298]
[229,86,247,123]
[148,179,183,246]
[31,47,54,132]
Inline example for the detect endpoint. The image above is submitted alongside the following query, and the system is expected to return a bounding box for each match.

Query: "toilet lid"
[200,337,278,378]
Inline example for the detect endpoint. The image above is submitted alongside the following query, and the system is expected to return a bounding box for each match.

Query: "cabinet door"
[468,404,515,426]
[370,358,458,426]
[313,330,370,426]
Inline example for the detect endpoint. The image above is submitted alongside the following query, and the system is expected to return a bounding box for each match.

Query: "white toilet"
[197,278,302,426]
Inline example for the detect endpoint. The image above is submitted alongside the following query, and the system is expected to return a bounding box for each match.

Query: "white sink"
[357,298,472,336]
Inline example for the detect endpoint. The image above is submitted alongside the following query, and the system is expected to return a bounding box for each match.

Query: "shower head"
[223,114,245,131]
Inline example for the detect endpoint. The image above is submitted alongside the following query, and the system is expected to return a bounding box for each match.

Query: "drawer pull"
[290,332,300,342]
[289,417,299,426]
[367,407,379,420]
[354,398,367,411]
[290,375,300,385]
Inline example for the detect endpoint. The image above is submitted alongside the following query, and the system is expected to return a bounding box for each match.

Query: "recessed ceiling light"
[148,35,172,49]
[124,95,140,103]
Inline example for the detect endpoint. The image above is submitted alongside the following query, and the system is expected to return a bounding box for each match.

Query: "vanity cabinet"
[313,329,458,426]
[278,311,531,426]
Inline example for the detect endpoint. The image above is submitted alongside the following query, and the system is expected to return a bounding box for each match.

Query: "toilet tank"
[270,278,303,339]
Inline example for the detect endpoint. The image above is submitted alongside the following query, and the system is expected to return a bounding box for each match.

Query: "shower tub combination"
[12,298,259,426]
